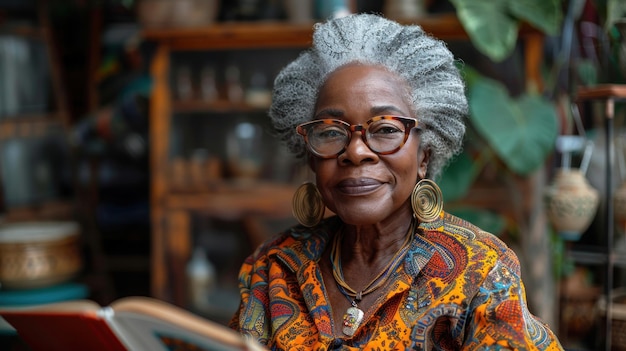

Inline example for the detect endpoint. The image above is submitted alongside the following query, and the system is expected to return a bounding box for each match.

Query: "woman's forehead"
[315,64,413,119]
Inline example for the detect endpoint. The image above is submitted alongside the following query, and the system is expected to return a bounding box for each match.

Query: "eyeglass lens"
[301,117,415,157]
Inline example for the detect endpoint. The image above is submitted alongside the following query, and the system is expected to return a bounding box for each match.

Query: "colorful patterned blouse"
[230,213,563,350]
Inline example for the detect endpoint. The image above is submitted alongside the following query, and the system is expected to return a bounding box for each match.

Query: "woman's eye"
[370,124,403,135]
[315,127,347,139]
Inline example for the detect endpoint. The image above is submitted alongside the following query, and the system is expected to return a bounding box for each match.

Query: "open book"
[0,296,267,351]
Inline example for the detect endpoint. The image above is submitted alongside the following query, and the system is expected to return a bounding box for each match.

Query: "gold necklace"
[330,221,414,337]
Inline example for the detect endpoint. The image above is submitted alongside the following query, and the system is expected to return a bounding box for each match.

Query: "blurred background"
[0,0,625,350]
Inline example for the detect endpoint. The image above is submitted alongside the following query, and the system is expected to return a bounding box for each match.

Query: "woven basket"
[0,222,81,289]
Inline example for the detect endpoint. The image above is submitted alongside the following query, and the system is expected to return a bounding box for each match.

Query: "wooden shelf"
[1,200,75,223]
[576,84,626,101]
[140,14,471,52]
[166,181,295,219]
[172,99,268,114]
[568,248,626,268]
[142,21,315,50]
[0,115,66,140]
[0,2,71,222]
[0,23,44,40]
[141,14,544,50]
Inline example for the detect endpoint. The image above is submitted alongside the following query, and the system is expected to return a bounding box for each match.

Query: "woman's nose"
[339,132,378,164]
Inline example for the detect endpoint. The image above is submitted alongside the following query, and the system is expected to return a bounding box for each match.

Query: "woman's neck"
[339,213,414,267]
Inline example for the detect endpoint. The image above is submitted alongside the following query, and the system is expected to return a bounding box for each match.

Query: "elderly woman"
[230,14,563,350]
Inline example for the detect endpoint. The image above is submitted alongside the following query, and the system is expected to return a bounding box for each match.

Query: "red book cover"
[2,302,127,351]
[0,297,266,351]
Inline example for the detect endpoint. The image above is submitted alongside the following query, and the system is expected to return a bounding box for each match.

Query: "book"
[0,296,267,351]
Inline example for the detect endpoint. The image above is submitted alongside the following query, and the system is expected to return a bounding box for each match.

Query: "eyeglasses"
[296,116,419,158]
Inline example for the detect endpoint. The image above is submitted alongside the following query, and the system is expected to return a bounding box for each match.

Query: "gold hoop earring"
[411,179,443,223]
[292,182,325,227]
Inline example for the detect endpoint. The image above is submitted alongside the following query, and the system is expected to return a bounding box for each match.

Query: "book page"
[108,297,266,351]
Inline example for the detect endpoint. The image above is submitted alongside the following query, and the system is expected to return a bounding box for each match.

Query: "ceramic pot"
[283,0,314,23]
[544,169,599,241]
[137,0,220,28]
[0,222,82,289]
[315,0,351,19]
[615,181,626,234]
[384,0,427,21]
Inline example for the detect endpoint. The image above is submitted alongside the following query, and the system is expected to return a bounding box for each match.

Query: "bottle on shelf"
[200,66,218,103]
[175,65,194,101]
[244,71,271,109]
[186,246,216,312]
[225,65,244,104]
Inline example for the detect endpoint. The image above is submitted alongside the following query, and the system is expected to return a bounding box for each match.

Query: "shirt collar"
[269,215,446,284]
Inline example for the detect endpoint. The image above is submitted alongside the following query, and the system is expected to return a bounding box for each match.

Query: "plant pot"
[544,168,599,241]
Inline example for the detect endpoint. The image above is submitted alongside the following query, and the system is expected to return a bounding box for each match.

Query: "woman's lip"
[336,178,384,194]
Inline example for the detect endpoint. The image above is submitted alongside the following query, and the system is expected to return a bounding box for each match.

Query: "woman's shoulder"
[247,216,340,261]
[441,212,511,249]
[416,212,524,280]
[420,212,521,269]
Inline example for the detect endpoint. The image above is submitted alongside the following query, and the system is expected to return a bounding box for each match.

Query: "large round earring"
[292,182,325,227]
[411,178,443,223]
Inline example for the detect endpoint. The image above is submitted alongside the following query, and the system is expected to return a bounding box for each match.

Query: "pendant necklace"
[330,220,415,337]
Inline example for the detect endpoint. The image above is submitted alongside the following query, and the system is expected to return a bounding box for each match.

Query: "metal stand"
[577,84,626,351]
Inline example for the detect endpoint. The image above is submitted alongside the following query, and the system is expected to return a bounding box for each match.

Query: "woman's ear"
[417,147,430,179]
[307,154,317,173]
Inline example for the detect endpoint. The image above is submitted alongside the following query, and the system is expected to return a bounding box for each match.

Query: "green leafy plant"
[603,0,626,31]
[465,69,558,175]
[434,0,563,236]
[439,67,559,235]
[449,0,562,62]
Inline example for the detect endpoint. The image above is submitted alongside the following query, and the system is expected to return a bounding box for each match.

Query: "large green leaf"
[606,0,626,31]
[450,0,519,62]
[468,77,558,175]
[450,0,563,61]
[438,151,479,203]
[508,0,562,35]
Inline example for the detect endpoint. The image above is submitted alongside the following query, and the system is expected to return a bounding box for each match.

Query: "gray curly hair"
[268,13,467,179]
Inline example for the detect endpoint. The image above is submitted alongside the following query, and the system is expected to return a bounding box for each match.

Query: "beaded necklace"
[330,220,415,336]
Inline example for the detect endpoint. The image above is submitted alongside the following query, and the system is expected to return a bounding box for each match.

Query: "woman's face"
[311,64,428,225]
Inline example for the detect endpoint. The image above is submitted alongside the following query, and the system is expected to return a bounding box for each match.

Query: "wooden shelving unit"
[142,14,547,308]
[0,3,71,221]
